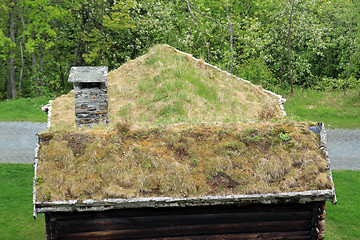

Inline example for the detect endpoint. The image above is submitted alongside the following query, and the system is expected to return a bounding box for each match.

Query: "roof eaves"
[319,122,337,204]
[34,189,335,214]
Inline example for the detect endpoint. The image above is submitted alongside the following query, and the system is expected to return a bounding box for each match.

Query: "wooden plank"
[53,210,312,234]
[60,231,311,240]
[142,231,311,240]
[75,203,312,215]
[51,203,315,222]
[45,203,325,239]
[60,220,311,239]
[45,213,52,240]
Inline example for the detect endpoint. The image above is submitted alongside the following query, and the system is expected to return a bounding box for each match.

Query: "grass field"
[326,170,360,239]
[0,97,51,122]
[0,164,45,239]
[0,163,358,239]
[283,88,360,129]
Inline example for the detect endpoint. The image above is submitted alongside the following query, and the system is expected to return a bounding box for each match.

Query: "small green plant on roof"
[44,190,51,201]
[36,176,43,185]
[279,132,291,142]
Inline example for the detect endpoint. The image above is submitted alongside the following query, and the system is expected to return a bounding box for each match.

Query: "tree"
[0,0,18,99]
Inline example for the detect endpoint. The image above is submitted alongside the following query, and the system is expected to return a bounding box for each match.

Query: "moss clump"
[36,121,333,202]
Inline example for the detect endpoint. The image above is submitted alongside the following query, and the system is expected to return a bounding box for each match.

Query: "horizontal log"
[60,220,311,239]
[53,209,311,233]
[35,190,336,214]
[60,231,312,240]
[53,210,312,234]
[143,231,311,240]
[52,203,315,221]
[46,203,326,239]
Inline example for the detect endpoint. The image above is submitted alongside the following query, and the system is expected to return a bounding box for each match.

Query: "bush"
[313,76,360,92]
[236,57,280,91]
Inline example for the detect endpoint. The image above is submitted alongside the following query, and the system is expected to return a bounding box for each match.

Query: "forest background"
[1,0,360,99]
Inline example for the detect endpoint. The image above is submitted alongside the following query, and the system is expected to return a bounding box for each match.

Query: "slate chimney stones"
[68,66,109,126]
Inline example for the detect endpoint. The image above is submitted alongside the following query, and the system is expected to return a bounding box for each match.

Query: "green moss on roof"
[36,121,332,202]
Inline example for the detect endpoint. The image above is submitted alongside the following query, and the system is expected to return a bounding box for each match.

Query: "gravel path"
[0,122,359,170]
[0,122,47,164]
[327,129,360,170]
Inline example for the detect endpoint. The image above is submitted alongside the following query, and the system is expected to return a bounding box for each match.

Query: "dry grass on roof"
[36,120,333,202]
[49,45,283,130]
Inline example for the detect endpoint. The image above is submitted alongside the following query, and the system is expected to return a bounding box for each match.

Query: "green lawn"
[0,97,51,122]
[0,164,45,240]
[0,163,358,239]
[326,170,360,239]
[283,88,360,129]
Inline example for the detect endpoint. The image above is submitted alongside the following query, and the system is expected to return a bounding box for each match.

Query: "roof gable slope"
[49,45,285,130]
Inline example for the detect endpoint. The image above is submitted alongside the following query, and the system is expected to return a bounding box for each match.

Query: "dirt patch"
[208,172,239,191]
[62,133,92,156]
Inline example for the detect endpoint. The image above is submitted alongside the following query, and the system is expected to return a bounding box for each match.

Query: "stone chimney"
[68,66,109,126]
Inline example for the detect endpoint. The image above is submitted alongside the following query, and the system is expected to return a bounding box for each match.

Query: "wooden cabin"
[33,45,336,240]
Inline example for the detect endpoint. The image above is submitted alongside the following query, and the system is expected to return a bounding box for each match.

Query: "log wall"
[45,201,326,240]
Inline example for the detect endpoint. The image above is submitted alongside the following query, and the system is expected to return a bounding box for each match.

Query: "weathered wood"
[61,220,311,239]
[54,210,312,233]
[142,231,311,240]
[35,189,335,214]
[58,220,311,237]
[52,208,312,234]
[44,203,327,239]
[310,201,327,240]
[45,214,51,240]
[319,122,337,205]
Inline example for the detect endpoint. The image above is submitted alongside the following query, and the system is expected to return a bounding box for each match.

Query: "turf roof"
[36,121,332,202]
[48,45,284,130]
[35,45,333,203]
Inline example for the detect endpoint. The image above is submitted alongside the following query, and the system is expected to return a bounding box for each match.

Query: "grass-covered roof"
[49,45,284,130]
[36,121,332,202]
[35,45,333,203]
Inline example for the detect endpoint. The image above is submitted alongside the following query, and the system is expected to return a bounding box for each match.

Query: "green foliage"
[237,57,279,91]
[35,176,43,185]
[0,29,10,61]
[279,132,290,141]
[0,0,359,98]
[0,164,45,239]
[313,76,360,92]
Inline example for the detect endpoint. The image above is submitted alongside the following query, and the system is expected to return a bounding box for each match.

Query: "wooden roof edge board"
[162,44,287,117]
[33,133,41,219]
[34,189,335,214]
[319,122,337,205]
